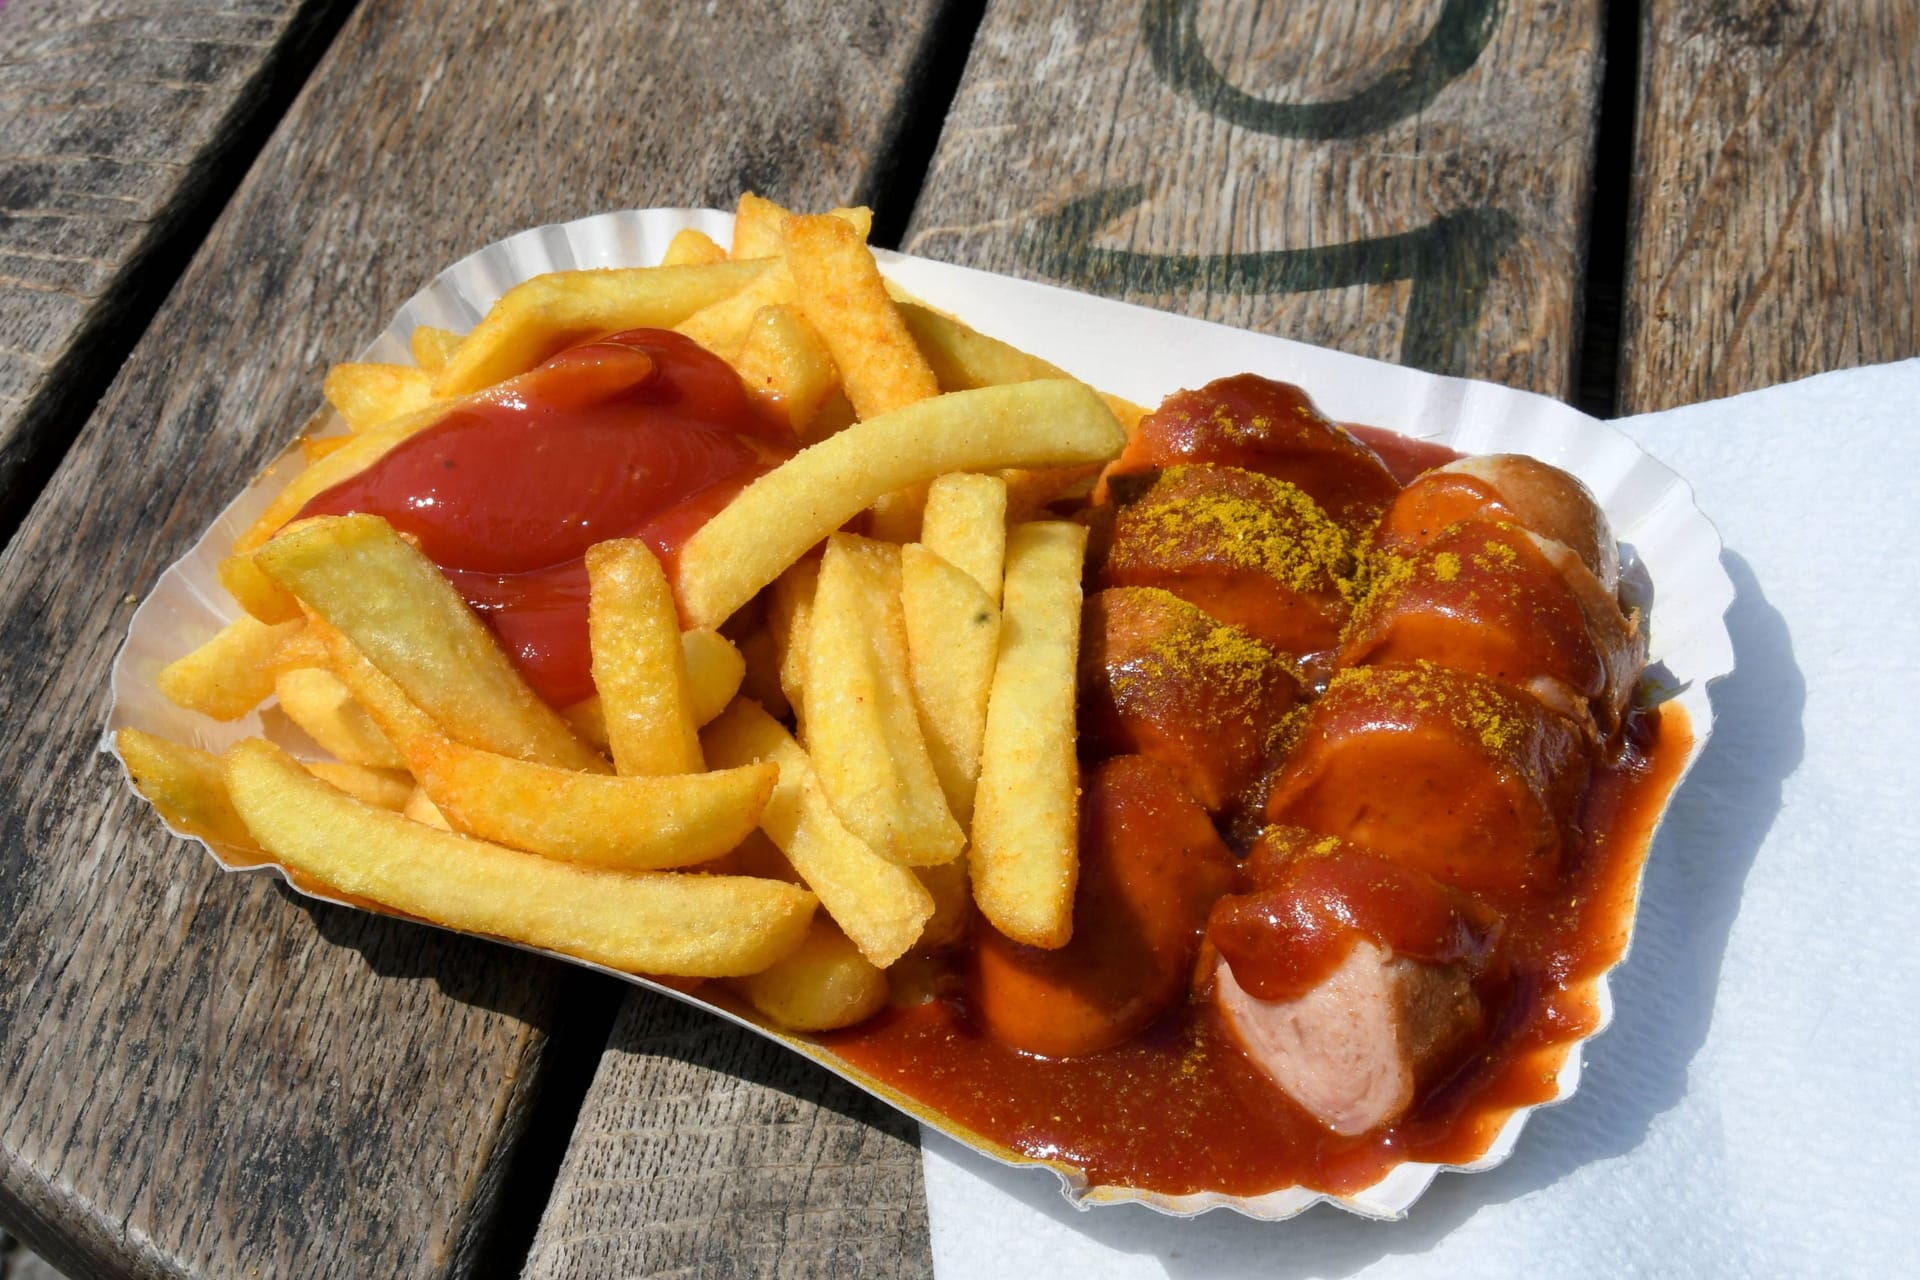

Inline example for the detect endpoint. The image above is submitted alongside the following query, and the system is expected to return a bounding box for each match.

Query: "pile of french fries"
[121,195,1143,1032]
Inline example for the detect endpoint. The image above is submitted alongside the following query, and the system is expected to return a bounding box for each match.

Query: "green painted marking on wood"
[1142,0,1504,140]
[1018,184,1518,376]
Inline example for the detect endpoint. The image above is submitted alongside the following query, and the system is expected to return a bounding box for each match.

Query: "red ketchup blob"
[299,329,793,707]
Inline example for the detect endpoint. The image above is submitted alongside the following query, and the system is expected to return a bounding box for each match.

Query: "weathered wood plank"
[515,4,953,1274]
[0,0,350,531]
[527,994,927,1280]
[1618,0,1920,411]
[906,0,1607,396]
[0,1,935,1276]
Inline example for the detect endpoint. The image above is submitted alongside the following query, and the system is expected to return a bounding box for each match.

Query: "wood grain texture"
[906,0,1607,394]
[0,0,943,1275]
[1618,0,1920,411]
[525,994,929,1280]
[0,0,346,521]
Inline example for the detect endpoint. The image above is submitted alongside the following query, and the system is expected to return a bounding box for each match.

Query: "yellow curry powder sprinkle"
[1323,661,1531,757]
[1119,466,1353,592]
[1431,551,1463,582]
[1111,589,1283,715]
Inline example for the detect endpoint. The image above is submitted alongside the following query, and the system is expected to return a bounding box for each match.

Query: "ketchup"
[300,329,792,706]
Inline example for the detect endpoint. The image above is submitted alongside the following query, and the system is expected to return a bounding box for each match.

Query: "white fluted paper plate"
[105,209,1734,1223]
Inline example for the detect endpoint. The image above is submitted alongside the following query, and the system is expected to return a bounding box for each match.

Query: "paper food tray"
[105,208,1735,1221]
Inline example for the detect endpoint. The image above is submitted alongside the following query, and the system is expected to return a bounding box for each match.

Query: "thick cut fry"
[256,515,603,771]
[304,762,414,810]
[920,472,1008,603]
[409,325,462,373]
[221,402,454,621]
[733,625,789,721]
[783,213,938,420]
[704,700,933,968]
[675,380,1125,628]
[898,300,1147,429]
[405,734,774,871]
[563,627,742,749]
[767,558,820,728]
[729,192,791,259]
[732,303,840,434]
[730,195,873,259]
[157,614,304,721]
[586,540,702,775]
[804,536,962,867]
[267,620,331,674]
[675,261,798,361]
[116,729,258,852]
[972,522,1088,949]
[901,544,1001,827]
[434,259,771,396]
[274,667,406,768]
[225,739,814,977]
[312,616,441,749]
[729,920,888,1031]
[323,363,436,431]
[661,227,728,267]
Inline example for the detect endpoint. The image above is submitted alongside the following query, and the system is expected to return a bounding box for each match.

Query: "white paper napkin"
[923,358,1920,1278]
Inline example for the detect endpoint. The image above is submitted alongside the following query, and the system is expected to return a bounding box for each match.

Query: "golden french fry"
[732,303,840,435]
[225,738,815,977]
[913,857,973,951]
[783,213,938,419]
[405,733,774,871]
[971,522,1088,949]
[311,615,442,749]
[767,557,820,729]
[304,761,414,811]
[267,619,331,674]
[274,667,406,768]
[434,259,772,396]
[704,700,934,968]
[403,786,452,830]
[156,614,304,721]
[898,300,1146,430]
[675,261,799,361]
[730,192,791,259]
[866,481,930,542]
[586,540,702,776]
[901,544,1001,827]
[920,472,1008,602]
[730,195,873,259]
[804,536,962,867]
[323,363,436,431]
[221,401,454,622]
[410,326,463,373]
[679,627,746,725]
[675,380,1125,628]
[562,625,741,751]
[729,919,888,1032]
[661,227,728,268]
[116,728,259,852]
[256,515,603,771]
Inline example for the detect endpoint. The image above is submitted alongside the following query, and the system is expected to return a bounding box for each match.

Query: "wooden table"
[1,1,1911,1276]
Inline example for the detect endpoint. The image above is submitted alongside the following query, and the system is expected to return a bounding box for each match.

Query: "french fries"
[256,514,603,771]
[225,739,815,976]
[405,734,773,871]
[128,196,1133,1012]
[971,522,1089,949]
[586,540,703,776]
[803,535,962,867]
[675,379,1125,628]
